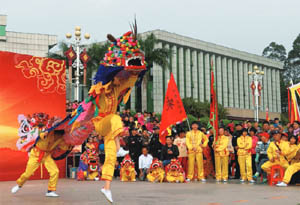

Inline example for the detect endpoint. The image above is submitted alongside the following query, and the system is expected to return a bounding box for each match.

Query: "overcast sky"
[1,0,299,55]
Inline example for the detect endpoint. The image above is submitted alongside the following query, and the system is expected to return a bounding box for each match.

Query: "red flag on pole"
[209,60,219,141]
[159,73,187,145]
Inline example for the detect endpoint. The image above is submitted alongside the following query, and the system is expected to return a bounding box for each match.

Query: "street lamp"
[65,27,90,101]
[248,65,264,122]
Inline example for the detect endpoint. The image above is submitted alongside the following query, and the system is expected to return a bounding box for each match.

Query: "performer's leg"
[246,154,253,181]
[187,153,195,180]
[238,155,246,180]
[283,163,300,184]
[16,149,41,187]
[43,154,59,191]
[261,161,275,174]
[147,173,155,182]
[196,153,204,180]
[215,155,221,180]
[221,156,229,181]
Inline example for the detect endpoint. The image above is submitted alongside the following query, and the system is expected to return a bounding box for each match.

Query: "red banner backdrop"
[0,51,66,181]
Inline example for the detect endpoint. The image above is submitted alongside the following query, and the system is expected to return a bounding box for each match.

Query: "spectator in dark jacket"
[149,127,162,159]
[161,136,179,166]
[232,124,243,179]
[127,128,142,174]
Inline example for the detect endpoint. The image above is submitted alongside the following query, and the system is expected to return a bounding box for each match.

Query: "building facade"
[130,30,283,120]
[0,15,57,57]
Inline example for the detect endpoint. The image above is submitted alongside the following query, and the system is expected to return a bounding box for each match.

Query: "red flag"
[209,60,219,141]
[159,73,187,145]
[266,107,270,122]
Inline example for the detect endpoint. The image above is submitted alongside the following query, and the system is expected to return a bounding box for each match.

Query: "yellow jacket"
[267,140,290,161]
[286,144,299,162]
[237,136,252,156]
[36,131,64,152]
[186,130,208,153]
[214,135,229,157]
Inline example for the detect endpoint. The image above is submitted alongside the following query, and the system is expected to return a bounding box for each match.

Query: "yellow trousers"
[261,160,289,174]
[238,154,252,181]
[187,152,204,180]
[120,167,136,182]
[87,171,99,180]
[283,162,300,184]
[16,148,59,191]
[166,173,185,183]
[215,155,229,180]
[93,114,123,181]
[147,169,165,183]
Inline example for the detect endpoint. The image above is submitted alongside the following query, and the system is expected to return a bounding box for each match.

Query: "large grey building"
[130,30,283,120]
[0,15,57,57]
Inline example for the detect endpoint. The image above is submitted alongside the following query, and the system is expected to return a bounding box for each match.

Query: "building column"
[267,67,272,112]
[204,53,210,101]
[238,61,244,109]
[222,57,228,107]
[228,59,234,107]
[192,50,198,100]
[185,48,191,98]
[244,62,249,109]
[233,60,239,108]
[178,47,185,98]
[248,63,254,110]
[262,66,267,111]
[198,52,205,102]
[153,42,164,113]
[172,45,177,84]
[164,43,170,96]
[271,69,277,112]
[130,86,136,111]
[276,70,281,113]
[216,55,222,105]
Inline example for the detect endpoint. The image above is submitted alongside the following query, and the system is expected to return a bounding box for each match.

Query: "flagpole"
[186,117,191,131]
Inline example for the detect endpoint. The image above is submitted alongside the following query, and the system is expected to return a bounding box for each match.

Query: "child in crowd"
[253,134,270,182]
[173,130,188,174]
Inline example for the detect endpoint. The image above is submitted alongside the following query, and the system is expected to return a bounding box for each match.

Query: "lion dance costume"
[120,155,136,182]
[77,147,100,181]
[165,159,185,183]
[147,159,165,183]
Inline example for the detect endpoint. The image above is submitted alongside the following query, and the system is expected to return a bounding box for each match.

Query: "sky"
[1,0,300,55]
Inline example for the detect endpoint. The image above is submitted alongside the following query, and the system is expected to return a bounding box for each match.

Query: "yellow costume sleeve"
[116,74,138,95]
[216,136,229,152]
[245,137,252,150]
[237,137,244,149]
[201,132,208,147]
[186,132,193,150]
[267,142,274,160]
[279,141,291,156]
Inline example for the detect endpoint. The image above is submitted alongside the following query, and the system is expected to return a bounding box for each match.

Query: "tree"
[284,34,300,84]
[262,42,287,62]
[262,42,288,113]
[135,33,170,112]
[182,97,228,120]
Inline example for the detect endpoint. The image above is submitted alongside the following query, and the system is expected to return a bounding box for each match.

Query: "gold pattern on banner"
[15,57,66,94]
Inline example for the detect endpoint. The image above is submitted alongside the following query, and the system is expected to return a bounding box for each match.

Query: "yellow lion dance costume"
[147,159,165,183]
[120,155,136,182]
[165,159,185,183]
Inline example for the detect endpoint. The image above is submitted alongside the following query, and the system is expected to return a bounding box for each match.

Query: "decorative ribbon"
[68,105,84,125]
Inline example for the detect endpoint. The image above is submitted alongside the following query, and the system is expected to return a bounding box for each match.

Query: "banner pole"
[186,117,191,131]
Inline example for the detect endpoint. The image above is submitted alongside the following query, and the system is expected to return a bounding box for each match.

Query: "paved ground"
[1,179,299,205]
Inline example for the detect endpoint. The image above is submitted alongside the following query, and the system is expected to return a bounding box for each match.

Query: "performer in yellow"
[11,129,70,197]
[213,127,229,182]
[165,159,185,183]
[147,159,165,183]
[237,128,254,183]
[277,136,300,187]
[186,121,208,182]
[261,130,290,176]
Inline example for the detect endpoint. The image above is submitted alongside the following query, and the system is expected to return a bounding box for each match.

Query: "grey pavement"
[1,179,299,205]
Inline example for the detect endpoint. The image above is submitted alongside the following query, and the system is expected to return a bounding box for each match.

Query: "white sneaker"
[11,185,20,194]
[95,177,99,181]
[216,179,221,182]
[276,182,287,187]
[249,180,255,183]
[201,179,206,182]
[240,179,245,183]
[186,178,191,182]
[101,188,113,203]
[45,191,59,197]
[223,179,228,182]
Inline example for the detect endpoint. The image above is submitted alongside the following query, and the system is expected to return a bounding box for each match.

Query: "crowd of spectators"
[78,109,300,185]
